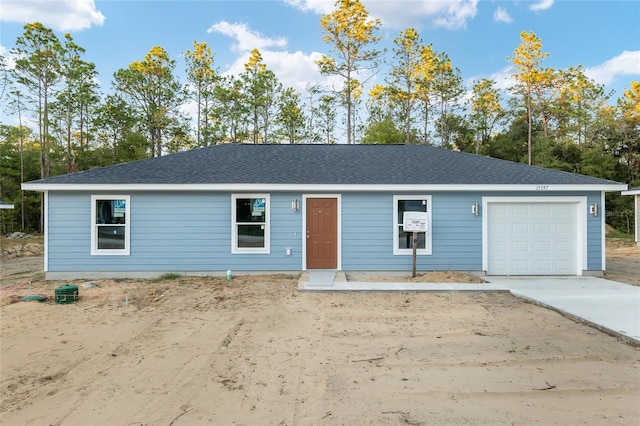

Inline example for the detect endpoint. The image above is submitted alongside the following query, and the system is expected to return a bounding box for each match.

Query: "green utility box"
[55,284,79,304]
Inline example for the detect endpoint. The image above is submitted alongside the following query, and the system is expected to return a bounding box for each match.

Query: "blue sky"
[1,0,639,122]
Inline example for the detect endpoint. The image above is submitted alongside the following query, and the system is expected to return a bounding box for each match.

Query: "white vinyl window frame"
[231,194,270,254]
[393,195,432,255]
[91,195,130,256]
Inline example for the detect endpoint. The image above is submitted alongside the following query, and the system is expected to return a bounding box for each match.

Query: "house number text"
[535,185,549,191]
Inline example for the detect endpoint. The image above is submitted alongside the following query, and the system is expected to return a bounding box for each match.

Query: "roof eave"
[21,182,628,192]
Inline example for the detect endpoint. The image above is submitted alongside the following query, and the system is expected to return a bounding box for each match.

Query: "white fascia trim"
[622,188,640,195]
[482,196,587,275]
[21,183,627,192]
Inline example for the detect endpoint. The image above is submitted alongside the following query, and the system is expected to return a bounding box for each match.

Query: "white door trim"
[482,196,587,275]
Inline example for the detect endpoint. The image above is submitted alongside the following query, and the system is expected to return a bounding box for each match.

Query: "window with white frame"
[232,194,270,253]
[393,195,432,255]
[91,195,130,255]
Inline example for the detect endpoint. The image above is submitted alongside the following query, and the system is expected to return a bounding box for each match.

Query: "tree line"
[0,0,638,235]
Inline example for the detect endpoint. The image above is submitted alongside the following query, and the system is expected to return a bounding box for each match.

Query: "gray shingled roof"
[24,144,621,186]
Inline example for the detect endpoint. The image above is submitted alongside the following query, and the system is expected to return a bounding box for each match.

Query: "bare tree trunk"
[528,97,533,165]
[346,98,352,144]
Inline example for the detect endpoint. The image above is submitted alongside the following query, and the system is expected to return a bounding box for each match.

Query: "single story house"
[622,187,640,246]
[21,144,626,280]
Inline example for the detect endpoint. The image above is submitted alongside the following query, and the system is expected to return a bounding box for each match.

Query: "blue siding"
[585,193,603,270]
[341,193,483,272]
[47,192,303,273]
[342,191,604,272]
[46,190,604,275]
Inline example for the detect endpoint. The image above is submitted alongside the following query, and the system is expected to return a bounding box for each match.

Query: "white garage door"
[487,202,578,275]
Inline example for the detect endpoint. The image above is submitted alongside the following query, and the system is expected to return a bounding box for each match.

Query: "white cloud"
[0,45,16,69]
[490,67,517,93]
[493,6,513,23]
[286,0,479,30]
[207,21,288,53]
[221,49,340,93]
[460,67,516,110]
[432,0,479,29]
[283,0,334,14]
[529,0,554,12]
[465,52,640,101]
[209,20,339,92]
[263,50,330,92]
[466,66,516,93]
[0,0,105,31]
[585,50,640,85]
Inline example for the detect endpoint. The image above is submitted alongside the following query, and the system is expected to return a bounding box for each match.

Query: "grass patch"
[605,224,634,240]
[606,229,634,240]
[153,273,182,282]
[0,234,44,250]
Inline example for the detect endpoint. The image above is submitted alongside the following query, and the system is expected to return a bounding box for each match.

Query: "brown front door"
[306,198,338,269]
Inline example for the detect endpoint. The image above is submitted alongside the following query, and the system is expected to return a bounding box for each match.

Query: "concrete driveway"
[488,277,640,344]
[299,273,640,344]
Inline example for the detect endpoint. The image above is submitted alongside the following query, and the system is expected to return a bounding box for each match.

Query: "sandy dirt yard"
[604,238,640,286]
[1,239,639,425]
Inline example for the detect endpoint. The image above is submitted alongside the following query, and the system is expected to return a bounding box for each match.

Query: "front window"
[91,195,130,255]
[393,195,432,255]
[232,194,270,253]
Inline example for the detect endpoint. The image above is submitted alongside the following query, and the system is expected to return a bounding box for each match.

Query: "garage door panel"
[513,205,529,215]
[493,223,508,233]
[492,241,508,254]
[557,260,574,270]
[493,259,507,268]
[534,204,552,215]
[535,223,551,234]
[512,241,529,252]
[512,223,529,233]
[493,204,508,215]
[556,204,574,215]
[512,260,530,271]
[556,222,574,234]
[557,241,574,252]
[487,202,578,275]
[534,260,552,272]
[534,241,551,252]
